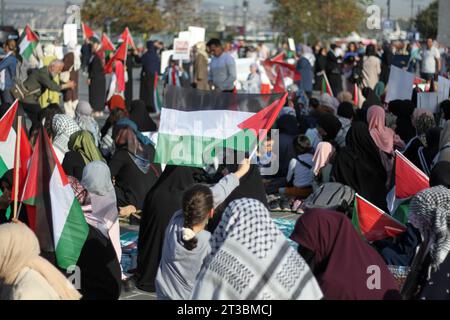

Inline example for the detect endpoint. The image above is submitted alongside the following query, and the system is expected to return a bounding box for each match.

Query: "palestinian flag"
[104,41,127,74]
[101,33,116,52]
[387,150,430,224]
[262,58,300,85]
[322,72,334,96]
[155,86,287,167]
[119,27,135,49]
[21,129,89,269]
[0,101,19,220]
[153,73,162,113]
[18,25,39,60]
[352,194,407,242]
[272,52,286,62]
[353,83,359,106]
[11,121,32,203]
[82,22,96,40]
[273,67,286,93]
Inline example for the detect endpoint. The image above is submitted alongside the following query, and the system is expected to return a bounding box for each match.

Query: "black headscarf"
[388,100,415,143]
[430,161,450,189]
[361,87,381,111]
[136,165,204,292]
[337,102,354,119]
[129,100,157,132]
[332,122,388,210]
[207,164,268,233]
[277,114,299,136]
[317,113,342,142]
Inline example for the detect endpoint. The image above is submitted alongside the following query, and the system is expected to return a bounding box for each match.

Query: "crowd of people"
[0,26,450,302]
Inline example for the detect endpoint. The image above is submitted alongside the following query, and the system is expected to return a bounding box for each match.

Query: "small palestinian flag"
[21,128,89,269]
[273,67,286,93]
[352,194,407,242]
[82,22,96,40]
[387,150,430,224]
[322,72,334,96]
[18,25,39,60]
[104,41,127,74]
[153,73,162,113]
[353,83,359,106]
[101,33,116,52]
[155,86,287,167]
[119,27,135,49]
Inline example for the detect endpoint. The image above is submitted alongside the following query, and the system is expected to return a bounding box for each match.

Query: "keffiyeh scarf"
[52,114,81,154]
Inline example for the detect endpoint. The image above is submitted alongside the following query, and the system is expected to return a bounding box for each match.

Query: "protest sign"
[386,66,414,102]
[438,75,450,104]
[173,38,190,61]
[288,38,296,52]
[417,92,439,113]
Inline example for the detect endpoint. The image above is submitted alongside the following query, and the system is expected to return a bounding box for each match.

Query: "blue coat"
[0,53,17,90]
[296,56,313,93]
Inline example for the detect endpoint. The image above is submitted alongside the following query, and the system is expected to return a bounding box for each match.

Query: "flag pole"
[13,116,22,220]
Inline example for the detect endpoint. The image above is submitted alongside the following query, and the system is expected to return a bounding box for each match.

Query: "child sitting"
[284,135,314,198]
[155,159,250,300]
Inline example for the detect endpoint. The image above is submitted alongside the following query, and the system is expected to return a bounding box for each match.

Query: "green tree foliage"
[81,0,163,34]
[268,0,367,42]
[415,0,438,39]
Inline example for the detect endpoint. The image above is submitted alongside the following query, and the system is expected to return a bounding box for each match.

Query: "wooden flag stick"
[13,116,22,220]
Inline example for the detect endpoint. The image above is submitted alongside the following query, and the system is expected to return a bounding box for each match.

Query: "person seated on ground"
[439,100,450,126]
[0,170,28,226]
[99,108,128,159]
[68,162,122,300]
[312,142,335,190]
[107,94,126,114]
[290,209,401,300]
[332,122,389,211]
[436,120,450,164]
[190,198,323,300]
[335,102,354,148]
[38,103,63,140]
[136,165,206,292]
[109,119,161,218]
[0,222,81,300]
[51,114,81,163]
[155,160,250,300]
[403,110,436,170]
[419,127,442,176]
[283,135,314,198]
[305,113,342,151]
[74,101,101,147]
[403,186,450,300]
[430,161,450,189]
[367,105,405,188]
[62,130,104,181]
[129,100,158,143]
[388,100,416,145]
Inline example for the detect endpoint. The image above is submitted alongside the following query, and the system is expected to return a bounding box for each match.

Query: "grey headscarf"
[409,186,450,270]
[75,101,100,146]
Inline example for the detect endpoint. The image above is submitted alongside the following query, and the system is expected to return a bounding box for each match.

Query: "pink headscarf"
[312,142,335,176]
[367,105,396,154]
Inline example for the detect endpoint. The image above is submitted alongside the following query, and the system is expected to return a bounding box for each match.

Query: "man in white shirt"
[421,38,441,82]
[206,38,237,92]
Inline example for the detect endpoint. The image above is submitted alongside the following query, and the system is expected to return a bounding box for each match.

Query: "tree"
[415,0,438,39]
[163,0,201,33]
[268,0,367,42]
[81,0,163,34]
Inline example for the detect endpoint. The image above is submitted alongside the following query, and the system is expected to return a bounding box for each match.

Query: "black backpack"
[302,182,355,212]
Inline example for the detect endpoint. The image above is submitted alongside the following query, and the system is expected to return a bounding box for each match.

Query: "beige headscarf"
[0,223,81,300]
[195,42,208,60]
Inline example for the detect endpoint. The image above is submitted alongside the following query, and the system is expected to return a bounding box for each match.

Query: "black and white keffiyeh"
[409,186,450,270]
[191,198,322,300]
[52,114,81,154]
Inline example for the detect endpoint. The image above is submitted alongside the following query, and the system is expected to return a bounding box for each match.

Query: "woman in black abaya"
[332,122,389,211]
[136,165,204,292]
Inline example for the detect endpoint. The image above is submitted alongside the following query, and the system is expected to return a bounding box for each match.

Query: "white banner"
[63,24,78,46]
[438,75,450,104]
[418,92,439,113]
[386,66,414,102]
[173,38,190,61]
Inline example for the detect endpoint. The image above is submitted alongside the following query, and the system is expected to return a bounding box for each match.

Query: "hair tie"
[182,228,196,241]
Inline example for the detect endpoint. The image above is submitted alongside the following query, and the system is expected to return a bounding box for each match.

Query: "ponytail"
[181,184,213,251]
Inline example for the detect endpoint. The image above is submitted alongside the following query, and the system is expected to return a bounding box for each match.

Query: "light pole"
[243,0,248,40]
[1,0,5,26]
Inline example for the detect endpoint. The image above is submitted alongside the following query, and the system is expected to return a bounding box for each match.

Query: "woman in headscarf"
[191,198,323,300]
[139,41,160,113]
[314,47,328,92]
[403,110,436,171]
[0,223,81,300]
[367,105,405,186]
[388,100,416,144]
[290,209,400,300]
[437,120,450,163]
[62,41,80,118]
[243,63,261,94]
[419,127,442,176]
[430,161,450,189]
[52,114,81,163]
[305,113,342,150]
[332,122,389,211]
[360,87,381,112]
[380,41,393,85]
[88,37,106,116]
[312,142,335,189]
[68,164,122,300]
[39,103,64,140]
[108,120,161,214]
[193,42,209,91]
[99,108,128,159]
[74,101,100,147]
[107,94,126,113]
[335,102,354,148]
[62,130,104,181]
[39,43,60,109]
[326,45,343,97]
[129,100,157,133]
[136,165,204,292]
[404,186,450,300]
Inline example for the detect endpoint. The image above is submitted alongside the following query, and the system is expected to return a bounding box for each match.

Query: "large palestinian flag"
[18,25,39,60]
[155,86,287,167]
[21,128,89,269]
[386,150,429,224]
